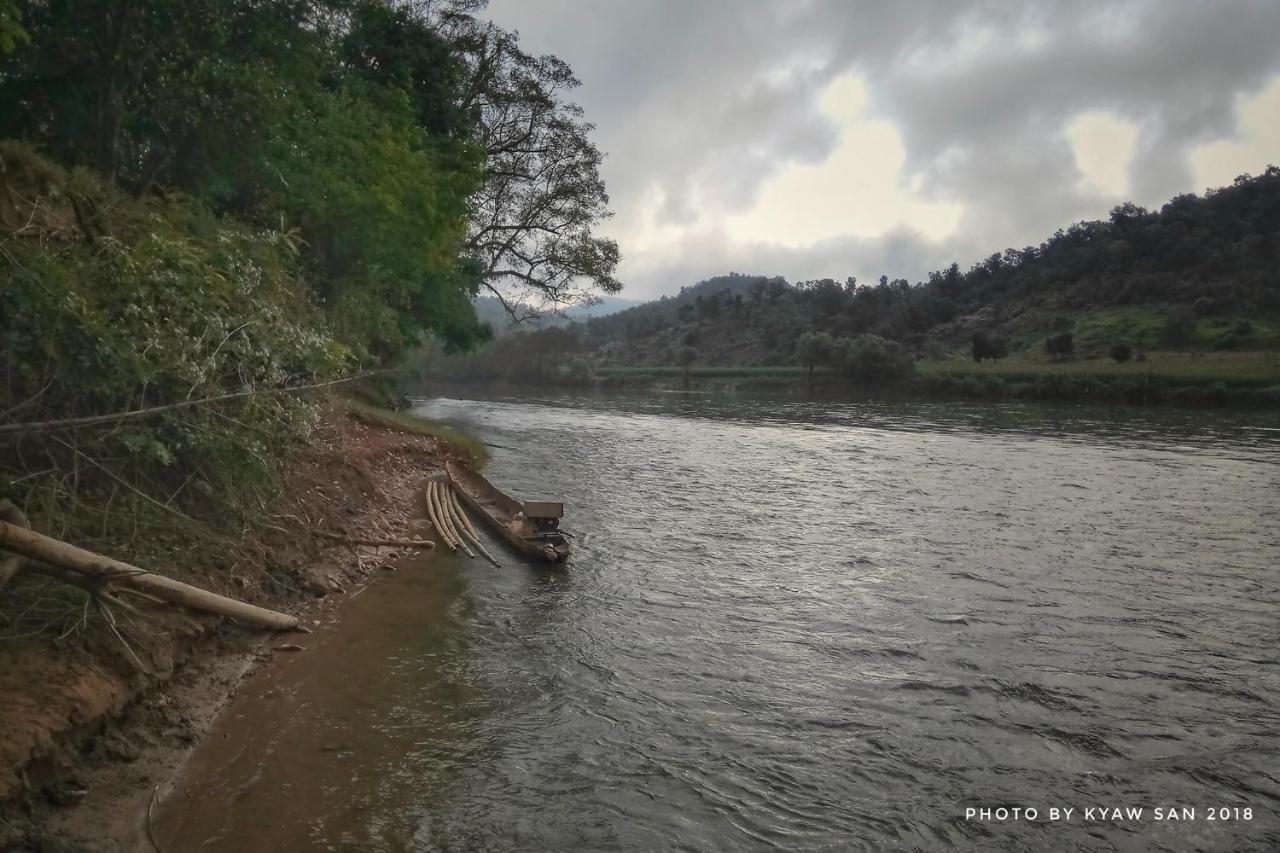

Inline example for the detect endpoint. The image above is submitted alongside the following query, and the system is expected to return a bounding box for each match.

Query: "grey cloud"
[482,0,1280,299]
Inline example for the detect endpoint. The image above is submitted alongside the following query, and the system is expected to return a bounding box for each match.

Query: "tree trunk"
[0,521,299,631]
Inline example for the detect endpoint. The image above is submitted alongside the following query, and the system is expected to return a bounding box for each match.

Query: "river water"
[156,391,1280,852]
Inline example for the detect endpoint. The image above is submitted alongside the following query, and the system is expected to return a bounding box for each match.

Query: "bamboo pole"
[0,520,299,630]
[432,482,475,558]
[445,485,500,567]
[422,482,457,551]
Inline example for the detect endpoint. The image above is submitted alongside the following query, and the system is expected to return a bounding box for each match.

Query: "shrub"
[845,334,914,386]
[1045,332,1074,360]
[1110,343,1133,363]
[971,331,1008,362]
[1213,332,1240,351]
[1,146,351,535]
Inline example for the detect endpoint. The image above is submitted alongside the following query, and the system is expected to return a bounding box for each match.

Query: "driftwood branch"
[0,520,298,630]
[0,371,385,436]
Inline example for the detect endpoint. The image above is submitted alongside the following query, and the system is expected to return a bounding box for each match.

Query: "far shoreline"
[418,363,1280,410]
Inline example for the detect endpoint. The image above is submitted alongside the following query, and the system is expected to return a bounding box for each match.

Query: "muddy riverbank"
[0,402,465,851]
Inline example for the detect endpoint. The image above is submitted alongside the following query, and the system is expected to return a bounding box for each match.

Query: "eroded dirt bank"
[0,402,456,851]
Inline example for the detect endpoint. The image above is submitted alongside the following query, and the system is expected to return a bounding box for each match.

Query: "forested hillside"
[0,0,616,544]
[580,169,1280,368]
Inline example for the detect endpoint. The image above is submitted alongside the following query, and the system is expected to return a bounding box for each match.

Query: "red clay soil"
[0,403,457,849]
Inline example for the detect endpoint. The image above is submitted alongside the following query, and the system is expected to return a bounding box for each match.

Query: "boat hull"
[445,461,571,563]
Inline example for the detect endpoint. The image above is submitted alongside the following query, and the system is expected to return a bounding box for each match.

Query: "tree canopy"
[0,0,621,352]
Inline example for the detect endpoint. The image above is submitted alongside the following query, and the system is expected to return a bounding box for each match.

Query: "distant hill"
[473,294,641,335]
[576,168,1280,366]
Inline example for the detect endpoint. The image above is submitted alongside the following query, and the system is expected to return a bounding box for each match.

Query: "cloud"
[1066,112,1139,199]
[482,0,1280,299]
[1189,76,1280,190]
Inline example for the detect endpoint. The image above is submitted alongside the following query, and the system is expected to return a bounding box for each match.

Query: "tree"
[452,18,620,317]
[971,332,1008,362]
[0,0,28,54]
[676,345,698,383]
[1045,332,1074,361]
[844,334,913,386]
[796,331,835,383]
[1110,343,1132,363]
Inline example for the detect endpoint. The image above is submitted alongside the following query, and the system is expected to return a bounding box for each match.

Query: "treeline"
[584,169,1280,365]
[437,170,1280,391]
[0,1,615,538]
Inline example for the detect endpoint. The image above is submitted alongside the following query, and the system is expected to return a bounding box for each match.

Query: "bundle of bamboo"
[422,479,501,567]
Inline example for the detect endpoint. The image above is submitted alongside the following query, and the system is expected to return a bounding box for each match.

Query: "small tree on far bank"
[845,334,914,386]
[796,330,836,383]
[972,332,1009,362]
[676,345,698,383]
[1110,343,1133,363]
[1045,332,1074,361]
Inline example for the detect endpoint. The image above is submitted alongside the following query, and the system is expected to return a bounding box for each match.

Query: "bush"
[972,331,1009,362]
[845,334,914,386]
[1045,332,1074,360]
[1110,343,1133,363]
[1213,332,1241,351]
[1,146,351,534]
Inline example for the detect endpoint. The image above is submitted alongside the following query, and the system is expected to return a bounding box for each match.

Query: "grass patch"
[341,398,489,465]
[1006,306,1280,355]
[919,350,1280,388]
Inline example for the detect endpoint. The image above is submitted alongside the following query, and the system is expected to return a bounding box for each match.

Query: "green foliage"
[262,82,485,356]
[1110,343,1133,363]
[1045,332,1074,360]
[0,0,28,53]
[796,330,837,378]
[844,334,914,386]
[1,146,349,534]
[971,332,1009,362]
[918,350,1280,387]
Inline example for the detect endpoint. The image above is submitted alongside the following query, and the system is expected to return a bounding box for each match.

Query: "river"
[156,390,1280,851]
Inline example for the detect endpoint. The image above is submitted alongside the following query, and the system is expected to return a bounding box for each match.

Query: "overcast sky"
[483,0,1280,301]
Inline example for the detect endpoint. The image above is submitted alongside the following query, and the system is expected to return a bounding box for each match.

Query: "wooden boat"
[445,460,571,563]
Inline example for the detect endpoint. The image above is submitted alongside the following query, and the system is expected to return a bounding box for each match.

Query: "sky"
[483,0,1280,301]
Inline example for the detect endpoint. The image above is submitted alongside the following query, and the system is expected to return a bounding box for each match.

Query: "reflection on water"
[158,391,1280,851]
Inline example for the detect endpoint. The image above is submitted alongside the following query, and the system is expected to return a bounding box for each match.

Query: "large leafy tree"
[0,0,334,191]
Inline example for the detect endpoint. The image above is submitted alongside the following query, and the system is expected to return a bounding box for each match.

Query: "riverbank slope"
[0,400,471,851]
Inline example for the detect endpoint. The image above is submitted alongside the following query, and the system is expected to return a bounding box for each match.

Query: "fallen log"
[0,520,299,630]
